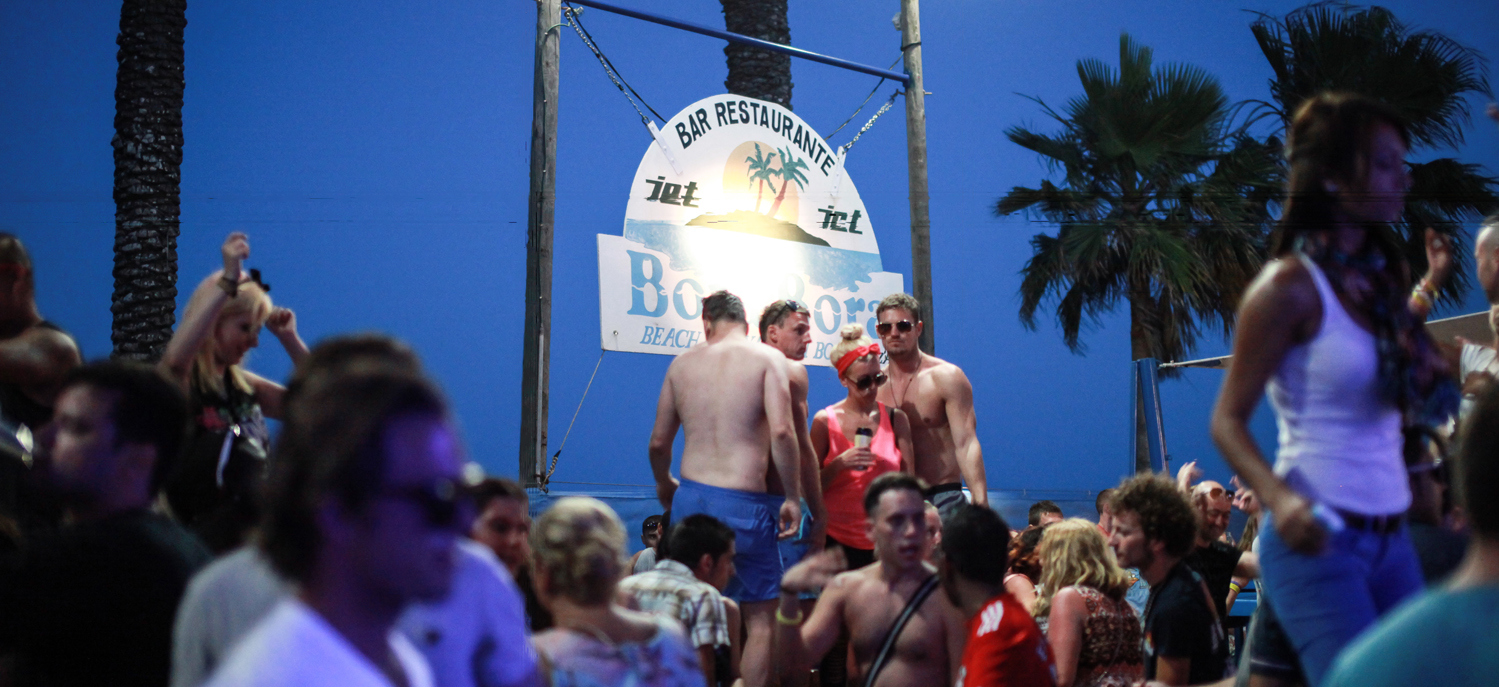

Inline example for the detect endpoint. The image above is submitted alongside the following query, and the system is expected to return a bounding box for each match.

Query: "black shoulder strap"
[864,574,941,687]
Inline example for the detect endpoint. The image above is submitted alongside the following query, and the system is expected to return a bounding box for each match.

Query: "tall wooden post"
[520,0,560,487]
[899,0,934,354]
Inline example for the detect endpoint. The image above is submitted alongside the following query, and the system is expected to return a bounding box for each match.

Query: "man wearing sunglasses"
[1183,478,1258,623]
[873,293,989,520]
[649,290,803,687]
[206,369,466,687]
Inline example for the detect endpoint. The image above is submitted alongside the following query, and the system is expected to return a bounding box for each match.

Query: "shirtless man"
[777,472,967,687]
[0,234,81,438]
[0,233,81,533]
[649,289,802,687]
[874,293,987,519]
[758,299,828,554]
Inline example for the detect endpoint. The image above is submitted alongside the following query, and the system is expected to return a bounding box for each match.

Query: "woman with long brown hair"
[1211,92,1458,685]
[1034,519,1143,687]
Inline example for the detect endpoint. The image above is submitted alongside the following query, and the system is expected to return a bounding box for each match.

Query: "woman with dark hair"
[1006,524,1047,614]
[1211,92,1458,686]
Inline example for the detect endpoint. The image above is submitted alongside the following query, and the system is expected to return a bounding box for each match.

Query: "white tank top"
[1266,255,1408,515]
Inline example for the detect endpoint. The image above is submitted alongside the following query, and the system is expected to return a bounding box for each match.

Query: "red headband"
[834,343,880,376]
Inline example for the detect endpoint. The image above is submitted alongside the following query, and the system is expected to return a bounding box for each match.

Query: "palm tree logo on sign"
[597,94,904,365]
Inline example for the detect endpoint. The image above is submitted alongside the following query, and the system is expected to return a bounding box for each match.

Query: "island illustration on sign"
[598,94,905,365]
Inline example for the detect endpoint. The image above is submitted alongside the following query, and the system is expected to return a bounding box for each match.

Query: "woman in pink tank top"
[810,325,913,568]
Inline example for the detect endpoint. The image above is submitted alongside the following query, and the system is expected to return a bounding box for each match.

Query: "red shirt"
[957,593,1057,687]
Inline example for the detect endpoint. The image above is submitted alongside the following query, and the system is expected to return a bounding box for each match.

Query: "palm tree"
[745,144,779,213]
[1251,3,1497,300]
[765,147,810,219]
[111,0,187,361]
[996,35,1279,470]
[720,0,792,108]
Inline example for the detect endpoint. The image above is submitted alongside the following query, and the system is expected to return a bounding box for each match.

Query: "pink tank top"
[823,402,901,549]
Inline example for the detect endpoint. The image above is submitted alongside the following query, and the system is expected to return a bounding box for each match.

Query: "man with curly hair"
[1108,474,1226,685]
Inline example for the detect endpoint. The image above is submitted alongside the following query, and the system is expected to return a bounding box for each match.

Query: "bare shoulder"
[15,325,81,362]
[924,356,972,394]
[785,358,809,384]
[1245,256,1319,313]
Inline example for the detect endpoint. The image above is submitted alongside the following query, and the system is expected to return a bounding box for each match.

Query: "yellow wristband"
[1229,581,1242,593]
[775,607,804,626]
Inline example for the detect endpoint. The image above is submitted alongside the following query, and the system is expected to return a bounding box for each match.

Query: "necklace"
[892,368,917,409]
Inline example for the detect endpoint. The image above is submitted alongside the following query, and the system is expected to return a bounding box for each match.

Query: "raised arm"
[241,370,288,421]
[1211,258,1324,554]
[777,550,849,676]
[762,356,802,537]
[942,366,988,507]
[648,370,681,510]
[264,307,309,367]
[789,363,826,553]
[160,233,248,388]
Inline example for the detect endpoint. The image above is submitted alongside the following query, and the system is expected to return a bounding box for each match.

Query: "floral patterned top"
[1054,585,1144,687]
[533,614,703,687]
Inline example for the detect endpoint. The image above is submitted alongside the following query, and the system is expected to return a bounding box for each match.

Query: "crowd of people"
[0,90,1497,687]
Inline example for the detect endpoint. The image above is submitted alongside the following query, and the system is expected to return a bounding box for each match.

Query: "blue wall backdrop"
[3,1,1496,531]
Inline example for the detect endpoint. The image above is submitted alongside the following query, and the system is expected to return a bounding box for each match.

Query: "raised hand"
[221,232,249,280]
[1424,228,1453,288]
[265,307,298,338]
[781,548,847,594]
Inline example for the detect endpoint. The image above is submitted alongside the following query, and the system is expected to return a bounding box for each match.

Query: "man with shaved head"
[1456,215,1499,422]
[1183,480,1258,621]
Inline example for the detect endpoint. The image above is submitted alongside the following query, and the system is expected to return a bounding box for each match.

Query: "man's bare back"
[659,335,787,492]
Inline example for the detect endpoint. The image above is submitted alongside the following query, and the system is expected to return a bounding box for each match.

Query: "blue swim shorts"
[672,478,786,603]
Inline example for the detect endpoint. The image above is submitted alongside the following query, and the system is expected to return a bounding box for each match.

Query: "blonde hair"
[1033,518,1132,618]
[828,324,877,376]
[191,280,272,397]
[530,496,628,606]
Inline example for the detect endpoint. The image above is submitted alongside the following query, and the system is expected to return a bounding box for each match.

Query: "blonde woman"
[531,497,703,687]
[1035,519,1143,687]
[159,232,307,551]
[810,324,913,568]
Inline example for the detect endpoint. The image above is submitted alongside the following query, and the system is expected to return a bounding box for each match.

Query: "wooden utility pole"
[520,0,560,488]
[899,0,934,354]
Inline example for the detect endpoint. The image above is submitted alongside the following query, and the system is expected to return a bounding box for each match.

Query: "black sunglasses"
[853,372,888,390]
[382,478,470,529]
[875,320,915,336]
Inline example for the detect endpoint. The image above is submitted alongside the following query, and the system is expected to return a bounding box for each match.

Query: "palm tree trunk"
[1129,289,1156,474]
[765,178,791,218]
[111,0,187,362]
[720,0,792,109]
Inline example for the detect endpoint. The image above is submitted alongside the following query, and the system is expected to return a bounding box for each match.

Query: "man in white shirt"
[205,368,462,687]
